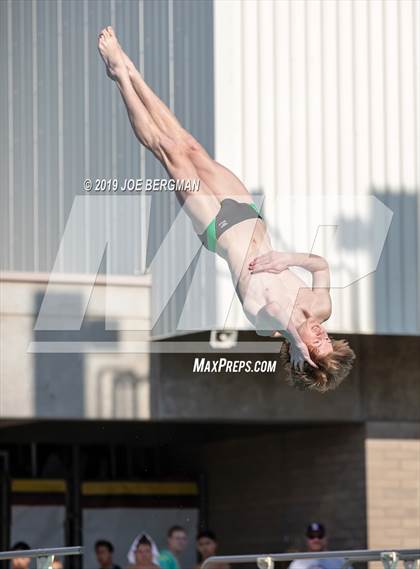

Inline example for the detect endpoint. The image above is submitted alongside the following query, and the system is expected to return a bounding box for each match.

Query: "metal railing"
[202,548,420,569]
[0,546,83,569]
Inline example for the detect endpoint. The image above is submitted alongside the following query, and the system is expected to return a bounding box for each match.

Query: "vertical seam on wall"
[110,0,117,275]
[335,0,343,324]
[273,0,278,226]
[351,0,358,330]
[381,0,389,331]
[21,0,27,269]
[366,1,374,331]
[139,0,146,272]
[168,0,175,241]
[45,0,51,268]
[304,0,309,197]
[168,0,175,114]
[83,0,90,273]
[240,0,245,183]
[57,0,64,270]
[320,0,326,254]
[397,0,405,330]
[413,0,420,332]
[7,0,14,268]
[257,1,261,189]
[288,0,294,246]
[168,0,175,329]
[32,0,39,271]
[336,0,341,194]
[382,0,388,190]
[367,0,372,188]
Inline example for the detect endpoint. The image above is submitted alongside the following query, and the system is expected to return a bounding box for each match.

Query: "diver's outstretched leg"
[120,44,253,204]
[98,27,161,155]
[98,26,220,233]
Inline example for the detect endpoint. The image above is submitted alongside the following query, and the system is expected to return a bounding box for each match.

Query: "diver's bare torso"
[214,216,324,329]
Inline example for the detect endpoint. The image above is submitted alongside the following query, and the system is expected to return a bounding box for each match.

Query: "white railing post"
[257,557,274,569]
[382,552,400,569]
[36,555,54,569]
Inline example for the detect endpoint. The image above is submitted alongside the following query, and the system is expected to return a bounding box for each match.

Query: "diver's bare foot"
[121,51,137,76]
[98,26,126,80]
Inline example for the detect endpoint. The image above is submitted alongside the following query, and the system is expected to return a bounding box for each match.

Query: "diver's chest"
[244,273,284,304]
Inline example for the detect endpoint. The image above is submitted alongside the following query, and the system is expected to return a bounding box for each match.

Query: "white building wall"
[0,0,216,339]
[0,274,152,420]
[1,0,418,340]
[213,0,419,335]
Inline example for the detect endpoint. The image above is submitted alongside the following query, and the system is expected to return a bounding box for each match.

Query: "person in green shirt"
[158,526,188,569]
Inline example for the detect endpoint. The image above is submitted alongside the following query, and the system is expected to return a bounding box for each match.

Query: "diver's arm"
[255,302,317,369]
[249,252,330,292]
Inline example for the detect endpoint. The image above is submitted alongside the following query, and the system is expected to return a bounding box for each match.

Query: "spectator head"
[196,530,218,560]
[135,535,153,566]
[167,525,188,554]
[305,523,327,552]
[52,558,64,569]
[95,540,114,568]
[11,542,31,569]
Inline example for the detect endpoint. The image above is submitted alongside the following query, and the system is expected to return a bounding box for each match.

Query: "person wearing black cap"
[10,542,31,569]
[288,523,349,569]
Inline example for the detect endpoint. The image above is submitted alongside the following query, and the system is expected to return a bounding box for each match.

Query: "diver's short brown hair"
[279,339,355,393]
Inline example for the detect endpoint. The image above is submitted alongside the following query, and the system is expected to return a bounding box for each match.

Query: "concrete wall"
[200,422,419,556]
[3,273,419,425]
[0,0,216,341]
[201,425,367,554]
[0,273,152,420]
[153,332,420,423]
[213,0,420,336]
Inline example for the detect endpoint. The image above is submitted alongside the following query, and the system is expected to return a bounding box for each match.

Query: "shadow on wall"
[334,190,418,334]
[33,291,119,419]
[371,190,418,334]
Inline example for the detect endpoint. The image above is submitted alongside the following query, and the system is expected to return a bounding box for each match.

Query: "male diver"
[98,26,355,392]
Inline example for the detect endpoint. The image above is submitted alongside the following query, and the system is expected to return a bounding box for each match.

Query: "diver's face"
[298,316,333,356]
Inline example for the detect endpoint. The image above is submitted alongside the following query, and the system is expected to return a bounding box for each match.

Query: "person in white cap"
[127,533,161,569]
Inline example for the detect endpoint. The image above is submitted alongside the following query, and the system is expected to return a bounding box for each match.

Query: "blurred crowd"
[9,521,348,569]
[8,526,229,569]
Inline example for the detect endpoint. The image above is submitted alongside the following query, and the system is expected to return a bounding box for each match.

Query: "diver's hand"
[248,252,291,274]
[289,341,318,370]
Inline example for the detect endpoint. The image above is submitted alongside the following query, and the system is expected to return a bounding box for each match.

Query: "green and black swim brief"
[198,198,263,252]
